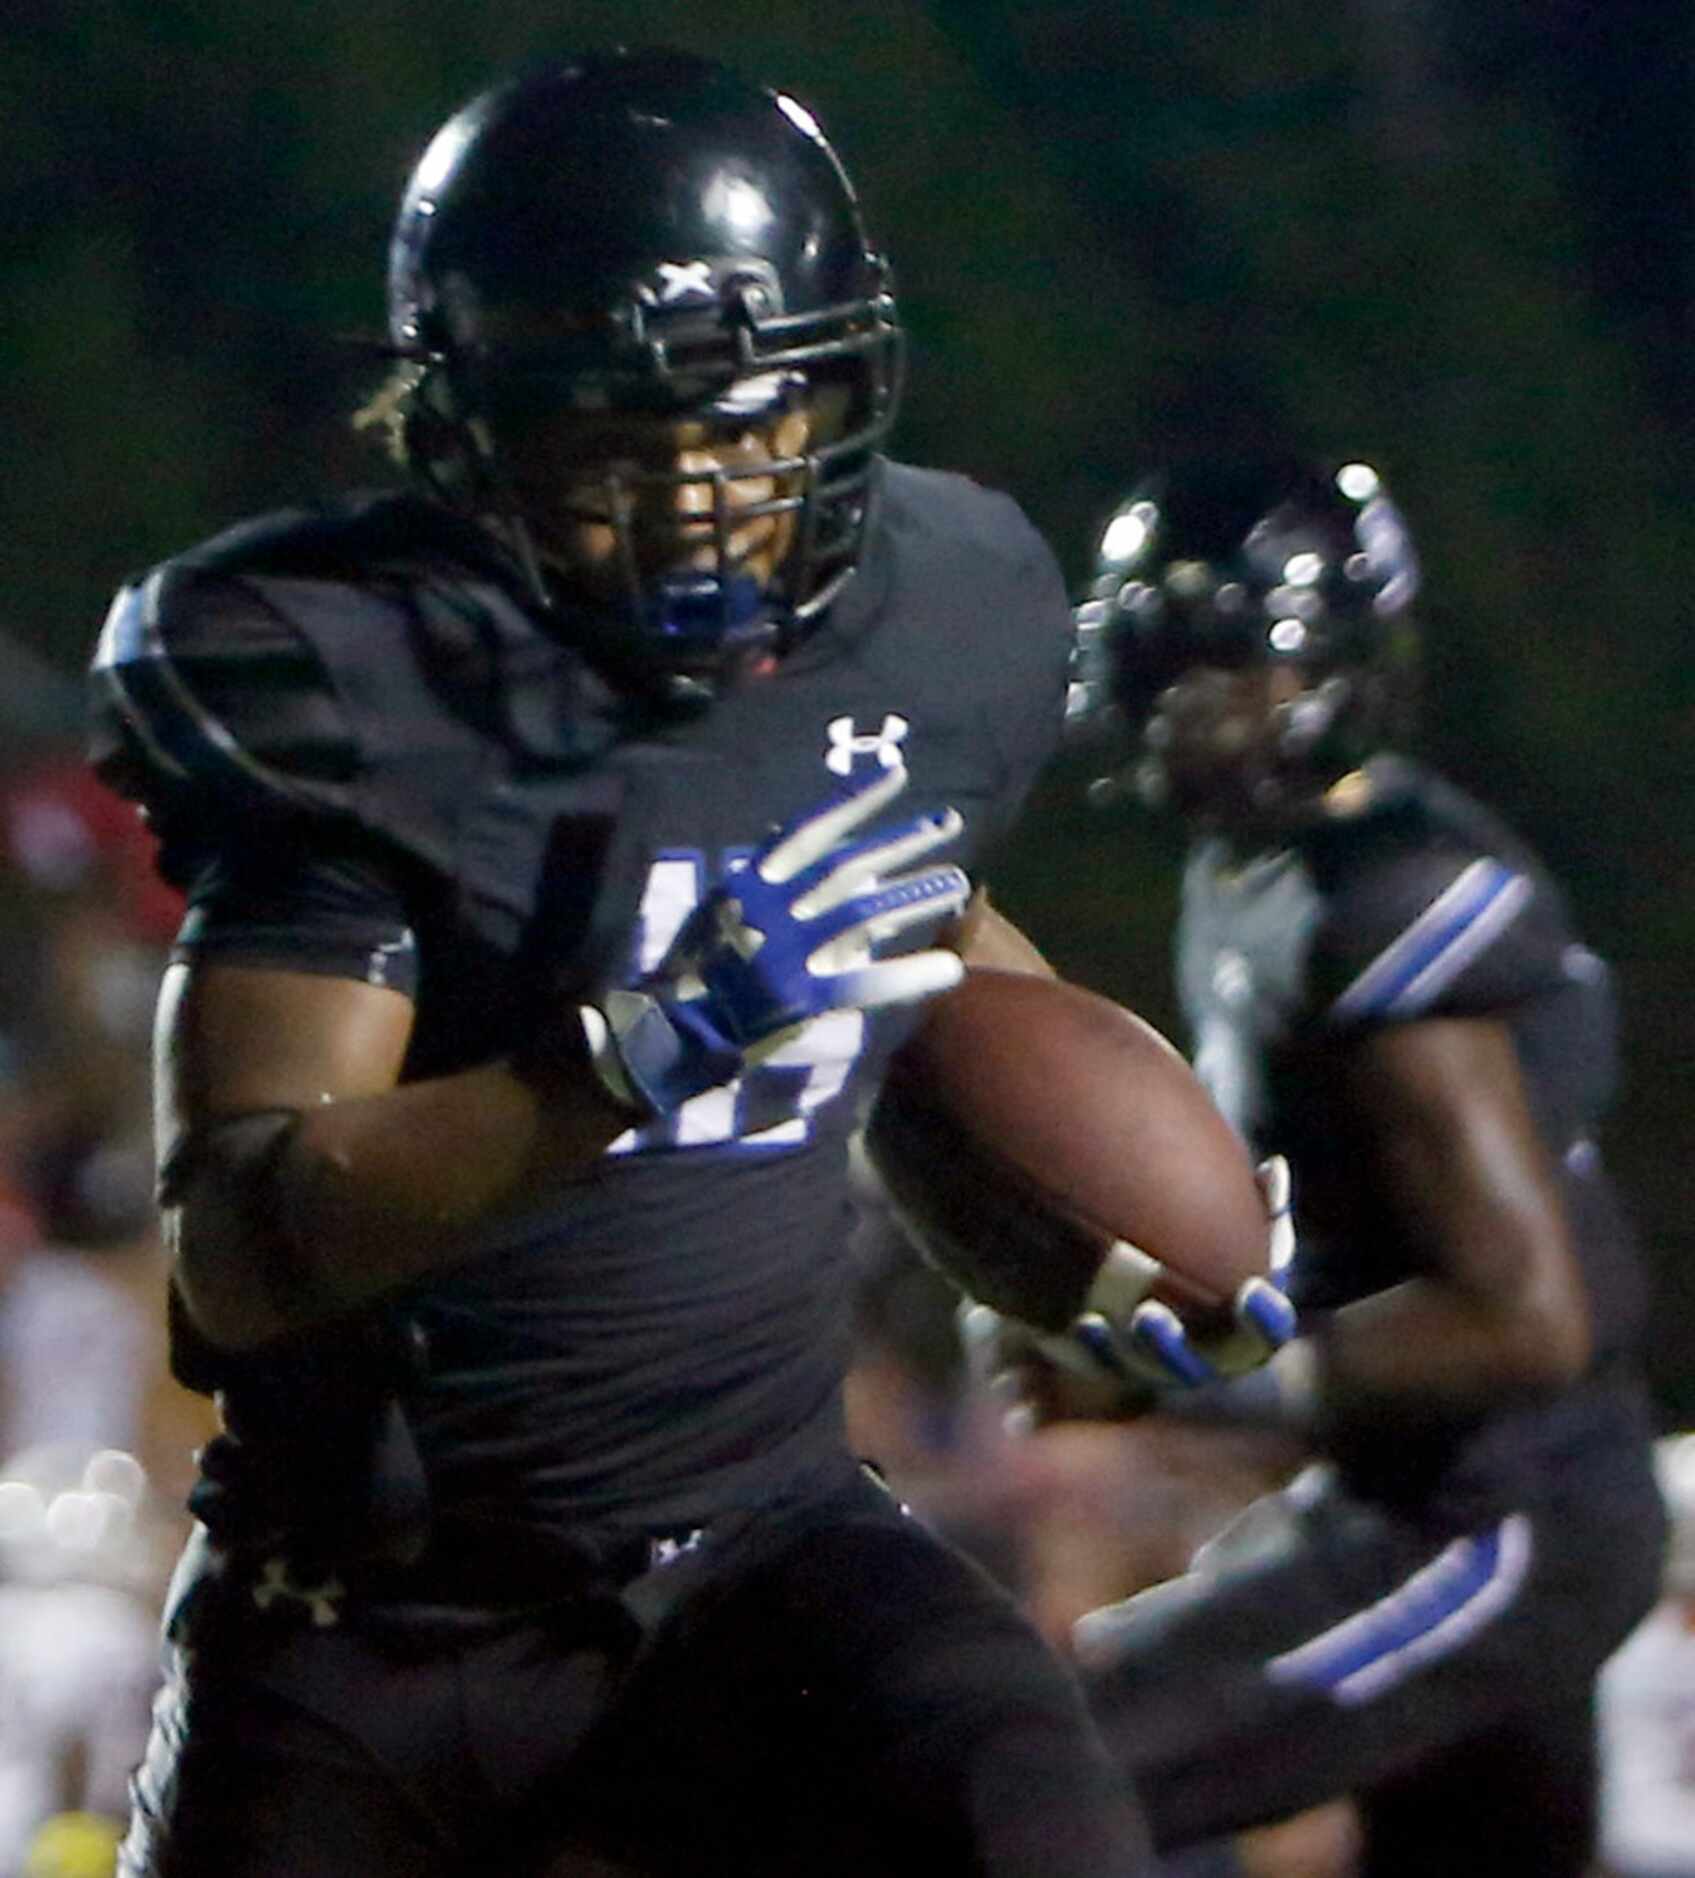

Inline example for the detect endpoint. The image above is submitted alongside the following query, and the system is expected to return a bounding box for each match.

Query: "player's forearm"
[1160,1262,1589,1446]
[1330,1017,1592,1420]
[169,1045,630,1351]
[1314,1267,1591,1427]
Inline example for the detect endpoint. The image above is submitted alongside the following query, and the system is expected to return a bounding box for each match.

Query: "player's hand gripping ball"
[963,1158,1296,1422]
[587,763,969,1118]
[862,969,1295,1404]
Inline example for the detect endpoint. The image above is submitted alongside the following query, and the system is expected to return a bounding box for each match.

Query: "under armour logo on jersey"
[825,714,910,776]
[252,1556,346,1627]
[655,261,717,304]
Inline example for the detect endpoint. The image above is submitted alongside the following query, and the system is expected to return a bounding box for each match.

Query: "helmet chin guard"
[383,50,903,695]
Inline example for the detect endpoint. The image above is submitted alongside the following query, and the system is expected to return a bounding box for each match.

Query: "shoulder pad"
[92,496,615,889]
[90,549,362,829]
[859,462,1073,850]
[90,492,540,822]
[165,489,519,588]
[1307,808,1570,1025]
[879,459,1055,573]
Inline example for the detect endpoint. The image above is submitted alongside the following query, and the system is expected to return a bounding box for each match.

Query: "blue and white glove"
[584,763,969,1119]
[1081,1156,1299,1390]
[963,1157,1305,1423]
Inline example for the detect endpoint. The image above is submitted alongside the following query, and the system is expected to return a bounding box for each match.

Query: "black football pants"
[1082,1439,1664,1878]
[120,1466,1151,1877]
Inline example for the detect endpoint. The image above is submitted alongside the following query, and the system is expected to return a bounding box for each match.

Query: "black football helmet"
[385,50,904,697]
[1075,456,1420,819]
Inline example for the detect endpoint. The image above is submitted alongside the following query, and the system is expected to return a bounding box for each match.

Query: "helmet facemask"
[1078,462,1421,836]
[381,54,905,703]
[443,328,899,698]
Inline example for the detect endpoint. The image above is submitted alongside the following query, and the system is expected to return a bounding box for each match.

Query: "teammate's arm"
[156,960,633,1353]
[1315,1013,1592,1420]
[967,1011,1580,1432]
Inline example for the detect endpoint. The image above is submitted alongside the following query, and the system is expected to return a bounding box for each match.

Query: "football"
[863,969,1268,1334]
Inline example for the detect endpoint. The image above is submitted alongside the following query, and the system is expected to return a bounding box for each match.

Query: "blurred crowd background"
[0,2,1687,1871]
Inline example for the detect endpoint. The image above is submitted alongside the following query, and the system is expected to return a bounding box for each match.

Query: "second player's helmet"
[1075,456,1421,808]
[385,49,903,690]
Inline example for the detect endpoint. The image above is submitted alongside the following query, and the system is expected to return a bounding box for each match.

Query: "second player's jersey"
[1176,757,1649,1508]
[90,466,1074,1558]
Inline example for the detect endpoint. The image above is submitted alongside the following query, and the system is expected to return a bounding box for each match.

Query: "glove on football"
[1077,1155,1298,1389]
[963,1156,1299,1414]
[586,762,969,1118]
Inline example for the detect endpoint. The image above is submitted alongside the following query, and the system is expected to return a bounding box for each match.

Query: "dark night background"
[4,1,1690,1414]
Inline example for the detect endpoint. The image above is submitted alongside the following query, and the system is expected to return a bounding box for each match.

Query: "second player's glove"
[963,1157,1301,1421]
[584,762,970,1119]
[1073,1155,1298,1390]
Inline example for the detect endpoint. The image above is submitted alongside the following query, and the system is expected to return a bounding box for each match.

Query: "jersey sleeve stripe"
[93,581,192,781]
[1265,1513,1533,1706]
[91,572,317,810]
[1329,859,1533,1021]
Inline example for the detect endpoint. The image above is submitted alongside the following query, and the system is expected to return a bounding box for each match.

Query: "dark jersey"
[1175,757,1649,1511]
[90,466,1074,1560]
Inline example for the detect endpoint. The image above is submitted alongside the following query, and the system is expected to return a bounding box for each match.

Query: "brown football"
[863,969,1268,1334]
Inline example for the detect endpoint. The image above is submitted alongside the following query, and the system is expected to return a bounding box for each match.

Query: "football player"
[1030,457,1666,1876]
[87,50,1167,1878]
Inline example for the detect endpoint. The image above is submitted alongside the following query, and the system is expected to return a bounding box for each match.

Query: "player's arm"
[157,959,634,1352]
[164,762,970,1353]
[1314,1013,1591,1420]
[99,572,633,1349]
[1063,1016,1588,1435]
